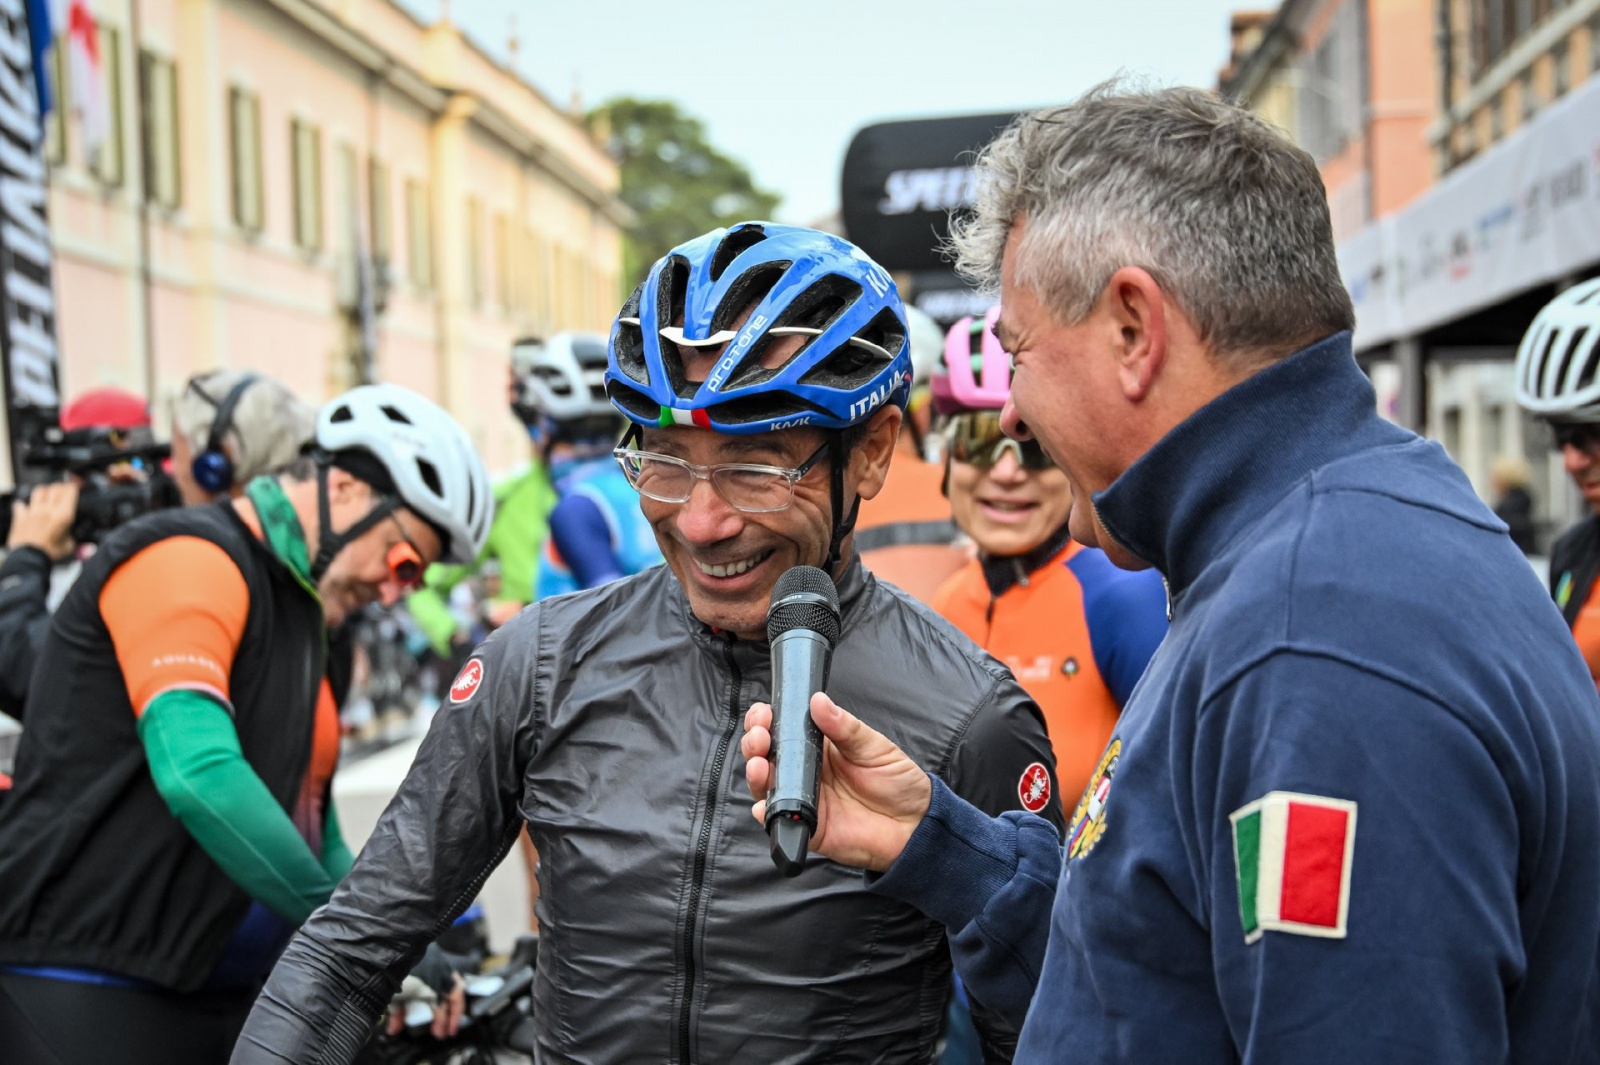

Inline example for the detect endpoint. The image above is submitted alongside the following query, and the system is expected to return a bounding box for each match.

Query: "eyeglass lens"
[618,448,824,514]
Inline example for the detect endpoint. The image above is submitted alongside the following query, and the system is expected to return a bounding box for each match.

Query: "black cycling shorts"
[0,970,256,1065]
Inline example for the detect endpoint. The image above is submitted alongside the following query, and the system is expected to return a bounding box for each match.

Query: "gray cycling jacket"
[233,560,1062,1064]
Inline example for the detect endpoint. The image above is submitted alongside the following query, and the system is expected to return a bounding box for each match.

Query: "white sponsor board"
[1338,77,1600,352]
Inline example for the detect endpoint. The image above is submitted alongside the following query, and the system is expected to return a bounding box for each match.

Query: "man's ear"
[324,465,366,505]
[851,406,903,501]
[1106,266,1168,402]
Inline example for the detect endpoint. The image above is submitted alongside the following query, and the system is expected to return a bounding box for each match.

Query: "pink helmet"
[930,306,1010,415]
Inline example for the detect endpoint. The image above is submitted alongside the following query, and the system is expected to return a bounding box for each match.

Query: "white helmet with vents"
[316,384,493,564]
[1516,277,1600,422]
[512,332,615,424]
[903,306,945,390]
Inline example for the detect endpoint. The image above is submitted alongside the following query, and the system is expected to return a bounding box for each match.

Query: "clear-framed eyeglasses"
[613,443,829,514]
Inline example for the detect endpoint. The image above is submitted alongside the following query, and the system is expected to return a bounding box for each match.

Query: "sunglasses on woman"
[943,411,1056,471]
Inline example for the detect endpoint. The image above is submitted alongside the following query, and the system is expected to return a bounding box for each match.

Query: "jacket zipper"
[678,641,743,1064]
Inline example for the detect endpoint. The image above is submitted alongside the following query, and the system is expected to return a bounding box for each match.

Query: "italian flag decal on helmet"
[1230,791,1357,944]
[658,405,711,430]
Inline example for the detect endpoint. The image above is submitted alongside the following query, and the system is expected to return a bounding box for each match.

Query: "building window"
[140,52,180,209]
[405,179,432,290]
[335,143,359,249]
[464,197,483,307]
[1553,38,1571,95]
[291,118,323,253]
[44,46,65,166]
[493,212,512,310]
[228,88,262,232]
[526,228,547,323]
[1490,92,1505,139]
[368,159,391,262]
[1591,14,1600,74]
[90,24,124,187]
[1521,67,1539,120]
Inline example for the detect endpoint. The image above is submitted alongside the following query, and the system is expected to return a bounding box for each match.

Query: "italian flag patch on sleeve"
[1230,791,1357,945]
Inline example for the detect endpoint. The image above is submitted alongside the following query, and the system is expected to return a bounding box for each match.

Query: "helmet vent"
[416,458,442,497]
[329,404,354,423]
[535,365,573,396]
[1562,327,1595,394]
[710,392,830,427]
[797,307,901,391]
[657,257,691,339]
[380,405,413,425]
[708,225,768,282]
[614,284,651,387]
[607,380,660,423]
[711,263,791,335]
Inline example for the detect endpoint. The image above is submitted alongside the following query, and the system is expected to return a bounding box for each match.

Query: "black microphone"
[764,565,841,877]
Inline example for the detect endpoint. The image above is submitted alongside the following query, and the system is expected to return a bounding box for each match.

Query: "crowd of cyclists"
[0,83,1595,1064]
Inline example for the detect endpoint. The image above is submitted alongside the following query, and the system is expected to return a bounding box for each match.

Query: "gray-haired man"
[743,83,1600,1063]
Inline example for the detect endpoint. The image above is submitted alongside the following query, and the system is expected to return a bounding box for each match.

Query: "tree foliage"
[588,98,782,285]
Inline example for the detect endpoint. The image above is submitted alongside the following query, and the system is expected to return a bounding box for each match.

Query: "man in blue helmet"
[235,223,1061,1065]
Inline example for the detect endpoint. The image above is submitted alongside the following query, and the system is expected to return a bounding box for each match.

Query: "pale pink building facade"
[47,0,628,474]
[1219,0,1435,244]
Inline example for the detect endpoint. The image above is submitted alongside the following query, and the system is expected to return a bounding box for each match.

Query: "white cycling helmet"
[512,332,615,425]
[903,306,945,391]
[1515,277,1600,422]
[316,384,493,566]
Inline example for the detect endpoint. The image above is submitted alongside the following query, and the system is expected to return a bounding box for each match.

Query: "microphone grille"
[767,565,841,645]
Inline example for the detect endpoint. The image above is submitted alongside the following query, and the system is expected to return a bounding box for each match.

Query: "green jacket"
[407,463,555,656]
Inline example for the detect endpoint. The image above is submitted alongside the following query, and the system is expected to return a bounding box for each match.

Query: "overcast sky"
[400,1,1249,224]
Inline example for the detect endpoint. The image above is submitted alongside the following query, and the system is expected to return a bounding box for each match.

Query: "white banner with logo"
[1338,76,1600,351]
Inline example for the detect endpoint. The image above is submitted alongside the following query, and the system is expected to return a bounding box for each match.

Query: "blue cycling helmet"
[605,222,911,434]
[606,222,913,570]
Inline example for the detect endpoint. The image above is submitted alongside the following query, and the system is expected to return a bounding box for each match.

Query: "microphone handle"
[765,628,833,876]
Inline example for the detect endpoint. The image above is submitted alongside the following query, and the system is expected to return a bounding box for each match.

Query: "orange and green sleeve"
[102,537,339,923]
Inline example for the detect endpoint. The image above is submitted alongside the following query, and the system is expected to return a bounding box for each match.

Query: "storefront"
[1338,75,1600,544]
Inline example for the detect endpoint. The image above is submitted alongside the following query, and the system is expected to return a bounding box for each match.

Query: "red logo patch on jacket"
[450,659,485,703]
[1018,762,1052,813]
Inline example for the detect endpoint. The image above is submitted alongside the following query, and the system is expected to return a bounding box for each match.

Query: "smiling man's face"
[636,424,841,639]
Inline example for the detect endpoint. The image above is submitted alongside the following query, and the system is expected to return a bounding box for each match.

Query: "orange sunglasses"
[386,513,426,590]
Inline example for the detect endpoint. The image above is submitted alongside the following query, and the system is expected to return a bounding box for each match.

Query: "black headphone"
[189,373,259,495]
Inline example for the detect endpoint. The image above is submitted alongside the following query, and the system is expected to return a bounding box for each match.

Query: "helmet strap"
[310,456,399,583]
[825,431,860,575]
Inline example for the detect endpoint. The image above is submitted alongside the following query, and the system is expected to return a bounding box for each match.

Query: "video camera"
[0,417,180,545]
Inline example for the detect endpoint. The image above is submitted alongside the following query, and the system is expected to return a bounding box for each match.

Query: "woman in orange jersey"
[930,308,1168,810]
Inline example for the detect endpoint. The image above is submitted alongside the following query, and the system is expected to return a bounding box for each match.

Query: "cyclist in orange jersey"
[931,308,1168,809]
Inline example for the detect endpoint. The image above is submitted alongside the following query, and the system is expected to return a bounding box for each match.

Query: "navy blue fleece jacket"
[873,332,1600,1064]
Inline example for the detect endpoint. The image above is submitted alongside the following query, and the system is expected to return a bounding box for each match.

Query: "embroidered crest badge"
[1065,739,1120,860]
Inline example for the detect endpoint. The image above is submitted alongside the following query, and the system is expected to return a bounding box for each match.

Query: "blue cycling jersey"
[535,459,662,601]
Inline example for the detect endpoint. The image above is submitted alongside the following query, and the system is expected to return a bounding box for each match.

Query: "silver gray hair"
[174,370,316,484]
[950,82,1354,362]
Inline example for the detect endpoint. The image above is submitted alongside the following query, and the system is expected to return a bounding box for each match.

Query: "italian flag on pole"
[1230,791,1357,945]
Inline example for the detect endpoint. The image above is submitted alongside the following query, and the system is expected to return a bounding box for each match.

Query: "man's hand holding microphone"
[742,565,931,875]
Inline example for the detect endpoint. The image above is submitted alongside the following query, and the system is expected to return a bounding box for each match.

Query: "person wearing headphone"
[170,370,317,506]
[0,385,493,1064]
